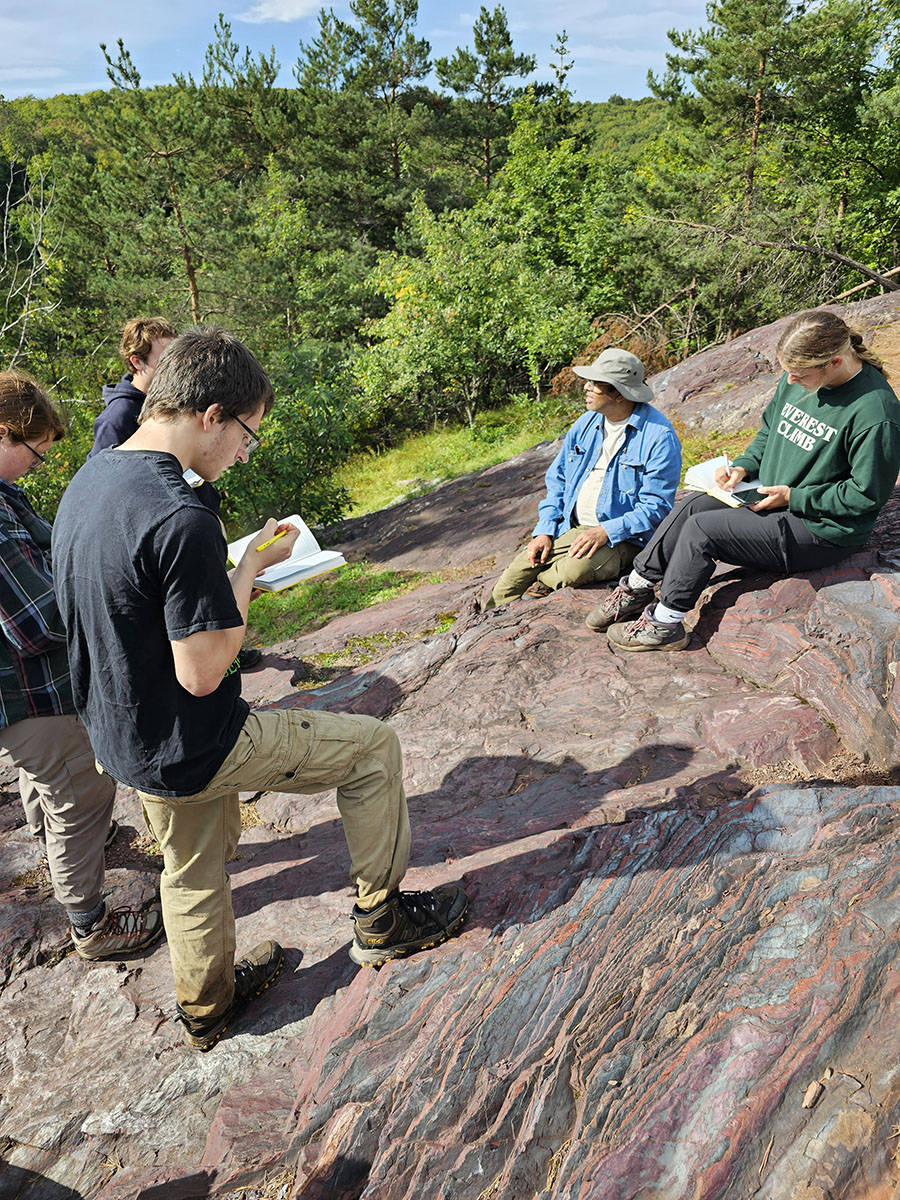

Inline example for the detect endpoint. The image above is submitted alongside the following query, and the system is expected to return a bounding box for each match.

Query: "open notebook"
[683,455,763,508]
[227,514,346,592]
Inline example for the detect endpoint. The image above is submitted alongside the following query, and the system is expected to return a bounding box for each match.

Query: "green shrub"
[215,346,354,538]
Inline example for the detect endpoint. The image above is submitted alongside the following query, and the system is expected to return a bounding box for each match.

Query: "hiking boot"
[585,577,654,632]
[350,884,468,968]
[71,904,164,961]
[524,581,553,599]
[176,940,284,1052]
[238,647,263,671]
[607,604,691,652]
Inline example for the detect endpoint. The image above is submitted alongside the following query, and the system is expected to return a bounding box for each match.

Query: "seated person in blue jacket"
[488,349,682,607]
[89,315,176,457]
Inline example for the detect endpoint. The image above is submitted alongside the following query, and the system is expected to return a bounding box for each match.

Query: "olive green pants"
[139,708,410,1020]
[489,526,639,607]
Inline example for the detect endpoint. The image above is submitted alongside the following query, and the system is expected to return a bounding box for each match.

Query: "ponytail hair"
[776,308,885,376]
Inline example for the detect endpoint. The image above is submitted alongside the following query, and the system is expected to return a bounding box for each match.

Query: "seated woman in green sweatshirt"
[585,308,900,650]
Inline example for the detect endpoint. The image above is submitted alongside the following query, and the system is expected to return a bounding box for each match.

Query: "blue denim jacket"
[534,404,681,546]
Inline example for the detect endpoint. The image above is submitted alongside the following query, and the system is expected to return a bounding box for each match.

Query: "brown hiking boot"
[607,604,691,652]
[176,940,285,1052]
[584,576,654,632]
[71,904,164,961]
[350,885,468,967]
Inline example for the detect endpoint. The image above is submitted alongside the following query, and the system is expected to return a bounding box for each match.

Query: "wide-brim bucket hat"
[572,348,654,405]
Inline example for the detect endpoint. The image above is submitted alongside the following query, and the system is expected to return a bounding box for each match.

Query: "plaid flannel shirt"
[0,480,74,730]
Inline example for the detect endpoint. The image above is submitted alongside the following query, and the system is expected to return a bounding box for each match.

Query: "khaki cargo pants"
[139,708,410,1020]
[490,526,639,606]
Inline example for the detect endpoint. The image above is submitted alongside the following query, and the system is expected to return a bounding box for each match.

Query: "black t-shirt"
[52,449,248,797]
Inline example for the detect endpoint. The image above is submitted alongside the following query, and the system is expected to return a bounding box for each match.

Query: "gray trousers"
[633,493,851,612]
[1,713,115,915]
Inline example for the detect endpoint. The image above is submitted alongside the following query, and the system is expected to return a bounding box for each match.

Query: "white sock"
[652,601,688,625]
[627,570,654,591]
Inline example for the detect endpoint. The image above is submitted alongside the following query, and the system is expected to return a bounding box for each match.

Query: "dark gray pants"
[632,493,851,613]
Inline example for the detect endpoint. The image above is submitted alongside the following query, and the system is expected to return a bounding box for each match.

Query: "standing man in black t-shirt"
[91,315,261,671]
[53,328,467,1052]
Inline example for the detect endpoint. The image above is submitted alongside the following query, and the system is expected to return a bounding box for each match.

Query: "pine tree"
[350,0,431,179]
[435,5,536,186]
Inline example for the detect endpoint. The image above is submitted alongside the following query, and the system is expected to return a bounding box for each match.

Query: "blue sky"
[0,0,709,103]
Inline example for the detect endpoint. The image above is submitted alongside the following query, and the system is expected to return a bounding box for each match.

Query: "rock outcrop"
[3,292,900,1200]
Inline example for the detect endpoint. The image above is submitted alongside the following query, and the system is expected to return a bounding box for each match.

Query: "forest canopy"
[3,0,900,530]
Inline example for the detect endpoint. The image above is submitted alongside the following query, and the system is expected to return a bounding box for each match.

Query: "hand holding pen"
[714,452,747,492]
[251,519,300,568]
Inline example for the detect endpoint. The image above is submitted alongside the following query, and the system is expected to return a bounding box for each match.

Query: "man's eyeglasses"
[231,414,261,455]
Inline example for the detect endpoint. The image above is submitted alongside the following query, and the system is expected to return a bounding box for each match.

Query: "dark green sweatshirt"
[732,361,900,546]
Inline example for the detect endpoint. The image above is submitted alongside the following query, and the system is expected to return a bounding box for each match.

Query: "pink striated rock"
[4,303,900,1197]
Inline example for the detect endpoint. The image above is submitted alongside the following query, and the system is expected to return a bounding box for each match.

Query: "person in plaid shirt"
[0,370,162,959]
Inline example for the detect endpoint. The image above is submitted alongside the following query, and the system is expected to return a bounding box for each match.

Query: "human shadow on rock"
[402,744,739,870]
[229,745,744,920]
[0,1163,85,1199]
[294,1152,372,1199]
[453,766,790,939]
[135,1172,212,1199]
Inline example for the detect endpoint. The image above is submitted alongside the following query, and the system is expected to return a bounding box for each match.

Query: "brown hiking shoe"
[176,940,285,1052]
[607,604,691,652]
[584,576,654,632]
[71,904,164,961]
[350,885,468,967]
[524,581,553,598]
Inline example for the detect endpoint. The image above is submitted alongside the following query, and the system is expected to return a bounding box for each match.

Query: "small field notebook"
[227,514,346,592]
[683,455,763,508]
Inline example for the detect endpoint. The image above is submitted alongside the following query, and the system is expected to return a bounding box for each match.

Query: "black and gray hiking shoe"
[238,646,263,671]
[176,939,284,1051]
[584,577,654,632]
[350,885,468,967]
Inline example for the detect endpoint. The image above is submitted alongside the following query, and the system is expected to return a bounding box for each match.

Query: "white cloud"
[572,44,662,67]
[235,0,319,22]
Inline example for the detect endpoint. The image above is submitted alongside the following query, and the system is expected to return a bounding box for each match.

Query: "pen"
[256,529,288,552]
[723,452,732,477]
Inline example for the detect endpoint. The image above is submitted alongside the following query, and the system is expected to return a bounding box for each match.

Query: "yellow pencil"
[256,528,288,552]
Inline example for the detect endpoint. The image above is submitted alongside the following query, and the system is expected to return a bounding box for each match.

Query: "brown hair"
[0,371,65,443]
[120,316,178,368]
[141,326,274,421]
[776,309,885,376]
